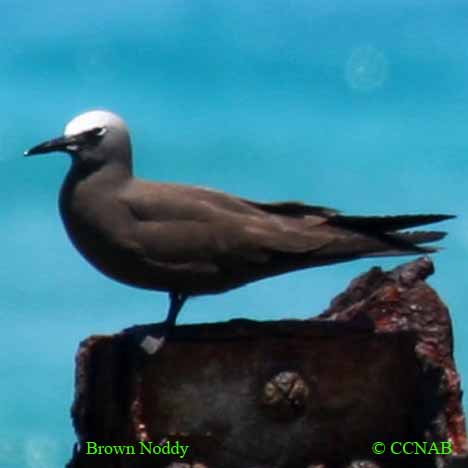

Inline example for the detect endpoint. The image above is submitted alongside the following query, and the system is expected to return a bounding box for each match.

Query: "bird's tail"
[330,214,454,232]
[363,230,447,257]
[330,213,455,256]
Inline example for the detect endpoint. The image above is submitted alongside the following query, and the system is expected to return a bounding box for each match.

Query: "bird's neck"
[69,159,132,185]
[60,161,132,214]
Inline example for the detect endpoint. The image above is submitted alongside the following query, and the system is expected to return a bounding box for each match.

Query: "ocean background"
[1,1,467,466]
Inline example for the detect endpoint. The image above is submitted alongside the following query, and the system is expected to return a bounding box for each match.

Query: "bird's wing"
[244,200,340,217]
[119,181,336,267]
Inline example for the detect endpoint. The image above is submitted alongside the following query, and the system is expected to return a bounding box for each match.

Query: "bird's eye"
[80,127,107,148]
[89,127,107,137]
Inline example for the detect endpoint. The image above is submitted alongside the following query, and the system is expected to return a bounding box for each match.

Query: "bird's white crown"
[64,110,127,136]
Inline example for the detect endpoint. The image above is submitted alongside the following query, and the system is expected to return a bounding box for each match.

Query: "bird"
[25,110,454,352]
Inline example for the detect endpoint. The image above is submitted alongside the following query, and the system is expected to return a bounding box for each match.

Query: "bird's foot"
[140,334,166,354]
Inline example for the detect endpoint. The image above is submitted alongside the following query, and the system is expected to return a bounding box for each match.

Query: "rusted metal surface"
[320,256,467,459]
[67,258,467,468]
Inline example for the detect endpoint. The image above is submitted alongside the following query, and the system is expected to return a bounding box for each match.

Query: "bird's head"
[25,110,132,171]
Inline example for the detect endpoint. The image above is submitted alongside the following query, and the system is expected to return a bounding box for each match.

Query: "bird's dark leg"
[163,292,188,337]
[139,292,187,354]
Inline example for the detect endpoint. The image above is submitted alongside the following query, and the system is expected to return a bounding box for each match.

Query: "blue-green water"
[1,1,467,466]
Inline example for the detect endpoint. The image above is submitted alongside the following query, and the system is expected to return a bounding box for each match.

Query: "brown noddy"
[25,110,454,351]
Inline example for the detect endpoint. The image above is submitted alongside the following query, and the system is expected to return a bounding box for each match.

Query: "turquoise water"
[1,1,467,466]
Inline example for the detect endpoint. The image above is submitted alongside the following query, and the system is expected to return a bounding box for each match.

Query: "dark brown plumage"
[25,110,454,348]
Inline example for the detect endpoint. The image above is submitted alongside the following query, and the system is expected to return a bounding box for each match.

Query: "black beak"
[24,134,79,157]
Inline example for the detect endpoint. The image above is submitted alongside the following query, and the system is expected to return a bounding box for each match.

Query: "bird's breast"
[58,173,152,287]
